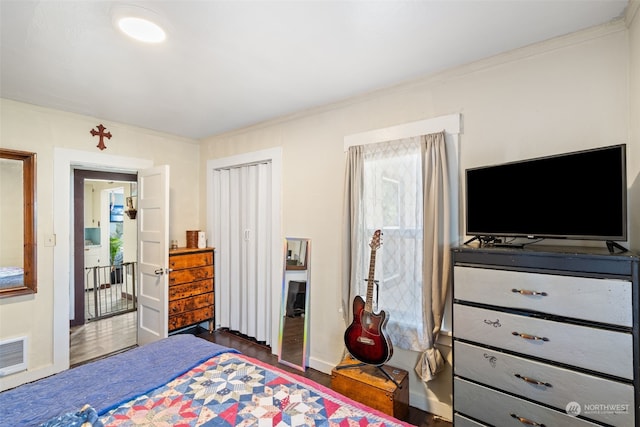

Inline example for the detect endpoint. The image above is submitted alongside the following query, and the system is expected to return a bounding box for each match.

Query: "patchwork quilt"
[100,353,411,426]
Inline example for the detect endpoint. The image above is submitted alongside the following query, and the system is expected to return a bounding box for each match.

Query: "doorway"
[70,169,138,365]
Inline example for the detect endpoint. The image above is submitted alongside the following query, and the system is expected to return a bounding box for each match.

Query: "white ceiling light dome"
[111,4,167,43]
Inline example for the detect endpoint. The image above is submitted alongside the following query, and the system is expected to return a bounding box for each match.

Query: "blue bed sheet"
[0,266,23,289]
[0,334,237,426]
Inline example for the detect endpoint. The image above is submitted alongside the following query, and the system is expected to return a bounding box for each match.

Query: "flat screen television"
[465,144,627,244]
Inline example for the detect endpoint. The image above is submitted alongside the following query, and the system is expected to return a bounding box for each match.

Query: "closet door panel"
[213,162,272,345]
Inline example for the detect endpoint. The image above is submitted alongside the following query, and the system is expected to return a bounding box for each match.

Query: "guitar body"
[344,295,393,366]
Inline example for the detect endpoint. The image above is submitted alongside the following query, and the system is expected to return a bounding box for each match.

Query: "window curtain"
[416,131,451,382]
[341,131,450,382]
[341,145,364,324]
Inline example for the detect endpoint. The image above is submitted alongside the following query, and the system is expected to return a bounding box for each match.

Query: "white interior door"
[137,165,170,345]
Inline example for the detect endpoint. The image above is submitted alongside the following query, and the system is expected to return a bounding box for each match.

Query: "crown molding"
[626,0,640,27]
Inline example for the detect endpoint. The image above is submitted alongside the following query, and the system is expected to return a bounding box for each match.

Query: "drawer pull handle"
[514,373,552,388]
[512,332,549,342]
[512,288,547,296]
[510,413,546,427]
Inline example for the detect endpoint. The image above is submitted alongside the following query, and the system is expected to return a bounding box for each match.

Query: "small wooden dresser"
[168,247,214,333]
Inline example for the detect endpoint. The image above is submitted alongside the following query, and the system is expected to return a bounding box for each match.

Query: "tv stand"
[451,245,639,427]
[463,235,481,246]
[491,242,524,249]
[464,235,500,246]
[463,236,527,249]
[606,240,628,254]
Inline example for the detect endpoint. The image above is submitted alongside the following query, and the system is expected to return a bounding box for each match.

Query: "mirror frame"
[0,149,37,298]
[278,237,310,371]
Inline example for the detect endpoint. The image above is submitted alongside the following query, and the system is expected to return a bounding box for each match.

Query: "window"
[354,138,425,349]
[344,114,461,350]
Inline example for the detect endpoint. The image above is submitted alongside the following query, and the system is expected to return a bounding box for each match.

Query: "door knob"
[154,268,164,275]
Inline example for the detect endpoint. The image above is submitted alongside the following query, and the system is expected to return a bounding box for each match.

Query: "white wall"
[0,99,200,390]
[199,21,634,418]
[628,1,640,252]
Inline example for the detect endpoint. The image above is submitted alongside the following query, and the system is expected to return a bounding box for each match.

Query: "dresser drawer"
[169,265,214,286]
[454,266,632,327]
[168,306,214,331]
[453,414,488,427]
[169,251,213,270]
[454,341,635,426]
[169,279,213,300]
[453,304,633,379]
[454,377,601,426]
[169,293,214,315]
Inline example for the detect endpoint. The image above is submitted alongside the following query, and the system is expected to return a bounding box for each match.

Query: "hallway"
[69,311,136,367]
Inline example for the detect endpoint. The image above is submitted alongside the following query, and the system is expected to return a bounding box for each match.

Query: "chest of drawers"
[452,245,639,427]
[168,247,214,333]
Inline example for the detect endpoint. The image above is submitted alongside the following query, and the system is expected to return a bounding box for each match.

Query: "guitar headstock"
[369,229,382,251]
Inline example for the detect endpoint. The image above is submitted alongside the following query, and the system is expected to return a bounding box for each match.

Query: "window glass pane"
[357,139,424,347]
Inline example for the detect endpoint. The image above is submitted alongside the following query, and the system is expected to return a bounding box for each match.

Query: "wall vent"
[0,336,27,376]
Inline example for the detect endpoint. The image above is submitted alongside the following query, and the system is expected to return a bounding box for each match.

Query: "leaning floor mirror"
[278,237,310,371]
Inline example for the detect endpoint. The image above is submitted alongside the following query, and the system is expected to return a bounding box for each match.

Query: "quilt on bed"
[0,335,236,426]
[100,352,411,426]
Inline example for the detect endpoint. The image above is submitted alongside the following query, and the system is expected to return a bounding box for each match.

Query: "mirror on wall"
[0,149,37,298]
[278,238,310,371]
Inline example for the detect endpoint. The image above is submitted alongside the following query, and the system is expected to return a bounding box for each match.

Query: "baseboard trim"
[410,389,453,421]
[308,356,335,375]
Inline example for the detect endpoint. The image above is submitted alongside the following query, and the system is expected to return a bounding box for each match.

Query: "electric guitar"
[343,230,393,366]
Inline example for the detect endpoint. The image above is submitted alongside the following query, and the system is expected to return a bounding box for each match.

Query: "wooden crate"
[331,357,409,420]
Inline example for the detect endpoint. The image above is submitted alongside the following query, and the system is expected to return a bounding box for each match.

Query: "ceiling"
[0,1,630,140]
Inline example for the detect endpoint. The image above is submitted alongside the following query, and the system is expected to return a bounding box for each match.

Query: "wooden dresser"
[168,247,214,333]
[452,245,639,427]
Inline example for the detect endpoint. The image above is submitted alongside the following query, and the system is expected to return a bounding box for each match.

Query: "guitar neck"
[365,248,377,313]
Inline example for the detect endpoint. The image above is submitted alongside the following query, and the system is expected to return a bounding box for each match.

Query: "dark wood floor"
[197,328,452,427]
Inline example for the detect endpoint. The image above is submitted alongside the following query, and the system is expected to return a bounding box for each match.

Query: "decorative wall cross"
[90,124,112,151]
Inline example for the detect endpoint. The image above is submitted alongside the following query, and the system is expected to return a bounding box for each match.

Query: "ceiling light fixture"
[112,5,167,44]
[118,17,165,43]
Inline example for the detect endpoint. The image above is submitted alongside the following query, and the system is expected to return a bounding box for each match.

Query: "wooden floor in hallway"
[69,311,137,367]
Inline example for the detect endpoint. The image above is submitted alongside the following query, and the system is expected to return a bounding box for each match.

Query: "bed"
[0,334,413,426]
[0,266,23,289]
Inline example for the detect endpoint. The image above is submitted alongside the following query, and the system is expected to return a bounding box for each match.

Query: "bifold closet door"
[213,162,272,345]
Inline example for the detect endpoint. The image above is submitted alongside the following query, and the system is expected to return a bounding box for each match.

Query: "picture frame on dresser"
[451,245,639,427]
